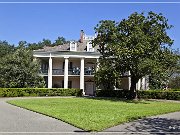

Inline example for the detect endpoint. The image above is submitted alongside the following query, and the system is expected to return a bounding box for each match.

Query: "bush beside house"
[1,88,180,100]
[0,88,82,97]
[137,90,180,100]
[96,89,180,100]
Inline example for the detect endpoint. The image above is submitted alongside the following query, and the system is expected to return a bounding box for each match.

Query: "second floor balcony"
[39,67,94,76]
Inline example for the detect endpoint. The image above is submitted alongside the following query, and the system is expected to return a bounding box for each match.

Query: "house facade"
[33,30,148,95]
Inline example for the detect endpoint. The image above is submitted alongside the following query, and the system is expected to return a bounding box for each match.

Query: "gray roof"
[34,41,98,52]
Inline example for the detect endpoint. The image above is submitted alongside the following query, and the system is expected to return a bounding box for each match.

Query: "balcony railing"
[69,67,94,75]
[84,67,94,75]
[68,67,80,75]
[39,67,94,76]
[39,69,48,75]
[52,69,64,75]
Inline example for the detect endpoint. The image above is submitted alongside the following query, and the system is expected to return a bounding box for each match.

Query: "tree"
[0,40,15,58]
[53,36,67,46]
[168,57,180,89]
[93,12,179,99]
[0,46,45,88]
[27,36,68,50]
[95,58,119,90]
[27,42,44,50]
[149,51,180,89]
[40,39,52,46]
[168,76,180,89]
[17,41,27,48]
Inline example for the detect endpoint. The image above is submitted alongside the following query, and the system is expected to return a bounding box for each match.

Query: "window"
[70,41,77,51]
[89,48,94,52]
[41,63,48,70]
[41,63,48,74]
[87,41,94,52]
[71,43,75,49]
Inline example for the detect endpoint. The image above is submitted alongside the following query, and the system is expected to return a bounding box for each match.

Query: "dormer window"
[70,41,77,51]
[87,41,94,52]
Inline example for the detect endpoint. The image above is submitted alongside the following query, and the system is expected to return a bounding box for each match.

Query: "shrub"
[137,90,180,100]
[96,89,129,99]
[96,90,180,100]
[169,89,180,91]
[0,88,82,97]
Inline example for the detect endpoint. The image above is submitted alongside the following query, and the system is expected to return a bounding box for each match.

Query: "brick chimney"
[80,30,84,43]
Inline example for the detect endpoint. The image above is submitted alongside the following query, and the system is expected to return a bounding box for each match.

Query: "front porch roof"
[33,51,100,58]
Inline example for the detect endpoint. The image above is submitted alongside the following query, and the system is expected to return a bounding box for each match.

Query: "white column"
[48,54,52,88]
[80,58,85,95]
[136,79,141,90]
[128,71,131,90]
[141,77,145,90]
[64,57,69,89]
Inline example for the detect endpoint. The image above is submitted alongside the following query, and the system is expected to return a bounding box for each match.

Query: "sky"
[0,0,180,49]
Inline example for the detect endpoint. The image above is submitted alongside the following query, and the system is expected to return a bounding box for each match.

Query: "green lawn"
[7,97,180,131]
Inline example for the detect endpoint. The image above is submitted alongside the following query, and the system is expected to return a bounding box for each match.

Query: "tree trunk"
[128,75,139,100]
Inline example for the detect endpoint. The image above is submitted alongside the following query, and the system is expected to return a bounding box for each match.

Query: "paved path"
[0,97,180,135]
[104,111,180,135]
[0,97,84,135]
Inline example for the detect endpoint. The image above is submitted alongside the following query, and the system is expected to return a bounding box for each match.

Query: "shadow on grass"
[81,96,150,104]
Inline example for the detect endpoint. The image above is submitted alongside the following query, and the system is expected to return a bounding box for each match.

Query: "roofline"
[33,51,101,58]
[33,50,70,53]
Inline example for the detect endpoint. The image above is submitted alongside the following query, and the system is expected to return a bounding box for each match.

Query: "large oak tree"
[93,12,179,99]
[0,40,15,58]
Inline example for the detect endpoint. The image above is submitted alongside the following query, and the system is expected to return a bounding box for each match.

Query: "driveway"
[0,97,84,135]
[0,97,180,135]
[104,111,180,135]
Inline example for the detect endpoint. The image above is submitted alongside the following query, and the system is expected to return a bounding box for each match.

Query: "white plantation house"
[33,30,149,95]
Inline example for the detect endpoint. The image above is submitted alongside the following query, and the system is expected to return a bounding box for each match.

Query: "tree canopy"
[53,36,68,46]
[0,40,15,58]
[0,35,68,88]
[27,36,68,50]
[0,46,45,88]
[93,11,179,99]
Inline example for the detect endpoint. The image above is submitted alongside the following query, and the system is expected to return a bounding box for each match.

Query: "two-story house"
[33,30,149,95]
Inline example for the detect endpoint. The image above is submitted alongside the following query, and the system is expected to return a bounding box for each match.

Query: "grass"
[7,97,180,131]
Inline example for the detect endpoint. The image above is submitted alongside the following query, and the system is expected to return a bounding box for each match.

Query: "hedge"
[0,88,82,97]
[96,90,130,99]
[169,89,180,91]
[96,90,180,100]
[137,90,180,100]
[148,89,180,91]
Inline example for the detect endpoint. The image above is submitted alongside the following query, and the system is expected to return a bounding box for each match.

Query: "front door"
[85,82,94,96]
